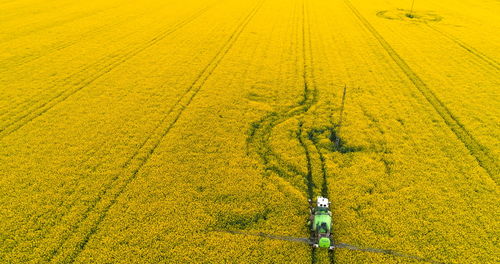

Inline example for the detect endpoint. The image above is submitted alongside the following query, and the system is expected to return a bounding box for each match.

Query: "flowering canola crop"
[0,0,498,263]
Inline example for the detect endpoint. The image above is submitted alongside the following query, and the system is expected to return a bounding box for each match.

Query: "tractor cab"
[316,196,330,208]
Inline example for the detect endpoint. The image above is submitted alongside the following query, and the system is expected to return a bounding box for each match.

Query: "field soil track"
[426,25,499,71]
[0,4,215,140]
[46,1,265,262]
[0,1,122,44]
[0,0,213,115]
[0,2,166,72]
[247,2,338,263]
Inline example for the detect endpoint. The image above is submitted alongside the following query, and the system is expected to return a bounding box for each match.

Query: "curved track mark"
[309,136,335,264]
[246,1,317,193]
[297,122,315,199]
[247,1,328,263]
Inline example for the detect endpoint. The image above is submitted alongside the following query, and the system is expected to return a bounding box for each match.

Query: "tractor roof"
[317,196,330,208]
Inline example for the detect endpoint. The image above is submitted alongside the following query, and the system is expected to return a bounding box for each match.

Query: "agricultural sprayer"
[216,196,444,263]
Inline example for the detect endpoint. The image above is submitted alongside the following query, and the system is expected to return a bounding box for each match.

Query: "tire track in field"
[307,133,336,264]
[0,0,76,26]
[47,2,264,263]
[343,0,499,183]
[0,5,214,140]
[0,2,196,117]
[301,3,335,263]
[33,4,215,258]
[426,25,499,71]
[299,0,322,252]
[7,5,216,255]
[246,2,316,195]
[6,138,115,259]
[247,0,309,188]
[247,1,328,263]
[296,122,317,264]
[297,122,315,199]
[0,0,73,22]
[0,3,122,44]
[0,4,212,122]
[308,131,337,264]
[0,5,156,72]
[297,0,317,187]
[0,0,16,6]
[308,136,329,204]
[300,0,318,202]
[0,4,212,124]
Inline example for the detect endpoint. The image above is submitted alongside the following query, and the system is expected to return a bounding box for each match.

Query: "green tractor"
[309,196,334,250]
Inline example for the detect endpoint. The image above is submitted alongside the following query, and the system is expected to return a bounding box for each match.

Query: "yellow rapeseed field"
[0,0,498,263]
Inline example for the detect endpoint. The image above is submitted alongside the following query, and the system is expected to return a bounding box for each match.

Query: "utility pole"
[335,85,347,149]
[409,0,415,18]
